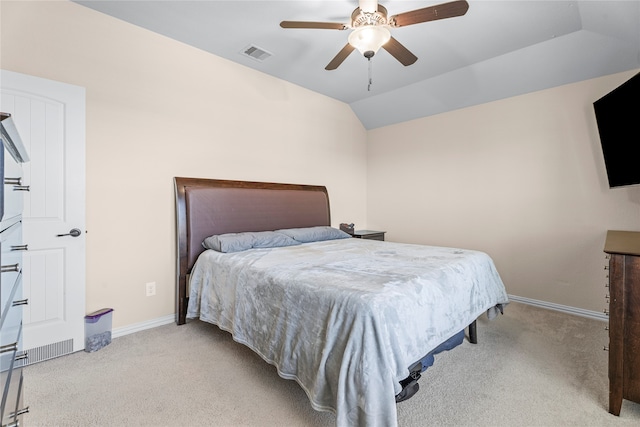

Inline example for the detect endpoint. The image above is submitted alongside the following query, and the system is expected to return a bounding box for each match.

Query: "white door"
[1,70,86,358]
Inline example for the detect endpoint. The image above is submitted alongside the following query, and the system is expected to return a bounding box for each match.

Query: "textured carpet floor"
[25,302,640,426]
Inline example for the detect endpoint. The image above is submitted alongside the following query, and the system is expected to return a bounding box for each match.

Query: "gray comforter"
[187,238,508,426]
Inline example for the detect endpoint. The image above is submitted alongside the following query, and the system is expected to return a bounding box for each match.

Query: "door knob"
[57,228,82,237]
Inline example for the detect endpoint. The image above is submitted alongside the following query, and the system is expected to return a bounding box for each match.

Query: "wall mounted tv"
[593,71,640,188]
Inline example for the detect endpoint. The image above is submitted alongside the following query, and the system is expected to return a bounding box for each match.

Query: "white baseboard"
[508,294,608,322]
[112,314,175,339]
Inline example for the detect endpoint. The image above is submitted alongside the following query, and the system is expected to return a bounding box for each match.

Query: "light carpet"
[25,302,640,426]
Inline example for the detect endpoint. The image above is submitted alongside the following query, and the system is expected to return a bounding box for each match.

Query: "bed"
[174,177,508,426]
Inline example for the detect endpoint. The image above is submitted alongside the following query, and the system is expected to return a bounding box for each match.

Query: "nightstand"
[353,230,385,241]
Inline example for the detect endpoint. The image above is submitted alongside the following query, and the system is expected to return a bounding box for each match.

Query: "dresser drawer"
[0,221,22,251]
[0,272,22,343]
[353,230,386,241]
[0,270,21,333]
[0,313,21,372]
[1,220,23,265]
[1,144,25,224]
[1,222,23,329]
[0,363,25,426]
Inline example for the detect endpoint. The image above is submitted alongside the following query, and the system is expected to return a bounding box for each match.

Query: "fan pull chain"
[368,57,373,91]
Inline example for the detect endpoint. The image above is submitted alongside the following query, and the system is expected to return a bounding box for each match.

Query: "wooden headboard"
[174,177,331,324]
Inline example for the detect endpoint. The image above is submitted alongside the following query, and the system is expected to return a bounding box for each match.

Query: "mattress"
[187,238,508,426]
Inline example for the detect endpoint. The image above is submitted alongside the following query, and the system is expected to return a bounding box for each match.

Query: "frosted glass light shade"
[348,26,391,55]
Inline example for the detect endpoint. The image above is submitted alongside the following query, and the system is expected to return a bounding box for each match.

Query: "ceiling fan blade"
[325,43,356,70]
[389,0,469,28]
[382,37,418,66]
[280,21,348,30]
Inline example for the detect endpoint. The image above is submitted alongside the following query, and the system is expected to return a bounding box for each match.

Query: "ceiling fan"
[280,0,470,71]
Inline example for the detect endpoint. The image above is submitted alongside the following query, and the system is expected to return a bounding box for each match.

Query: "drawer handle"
[12,298,28,307]
[0,342,18,354]
[1,263,20,273]
[15,351,28,362]
[4,177,22,185]
[13,185,30,191]
[10,244,28,251]
[9,406,29,419]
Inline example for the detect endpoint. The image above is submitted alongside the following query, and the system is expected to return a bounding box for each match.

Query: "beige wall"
[1,1,368,328]
[3,1,638,329]
[367,70,640,312]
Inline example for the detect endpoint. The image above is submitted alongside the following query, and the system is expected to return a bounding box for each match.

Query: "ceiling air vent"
[241,45,273,62]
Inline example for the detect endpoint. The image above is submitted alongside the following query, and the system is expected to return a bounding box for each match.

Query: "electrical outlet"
[145,282,156,297]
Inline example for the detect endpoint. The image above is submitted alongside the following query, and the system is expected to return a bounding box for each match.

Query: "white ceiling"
[74,1,640,129]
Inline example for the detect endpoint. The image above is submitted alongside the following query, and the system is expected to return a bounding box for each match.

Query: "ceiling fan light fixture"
[348,25,391,57]
[359,0,378,14]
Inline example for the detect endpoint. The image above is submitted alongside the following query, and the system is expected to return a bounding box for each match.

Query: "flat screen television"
[593,71,640,188]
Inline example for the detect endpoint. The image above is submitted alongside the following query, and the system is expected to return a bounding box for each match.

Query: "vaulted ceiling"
[75,1,640,129]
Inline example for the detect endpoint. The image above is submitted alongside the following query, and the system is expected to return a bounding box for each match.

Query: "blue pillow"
[275,226,351,243]
[203,231,301,253]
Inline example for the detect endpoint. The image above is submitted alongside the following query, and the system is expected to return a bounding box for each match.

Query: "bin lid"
[85,308,113,321]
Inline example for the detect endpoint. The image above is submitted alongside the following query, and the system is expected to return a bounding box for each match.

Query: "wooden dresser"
[1,112,30,426]
[604,230,640,416]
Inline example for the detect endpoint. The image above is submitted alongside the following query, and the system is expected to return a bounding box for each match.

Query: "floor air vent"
[241,44,273,62]
[19,339,74,366]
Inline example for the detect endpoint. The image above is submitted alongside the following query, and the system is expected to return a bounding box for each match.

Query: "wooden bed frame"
[174,177,332,325]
